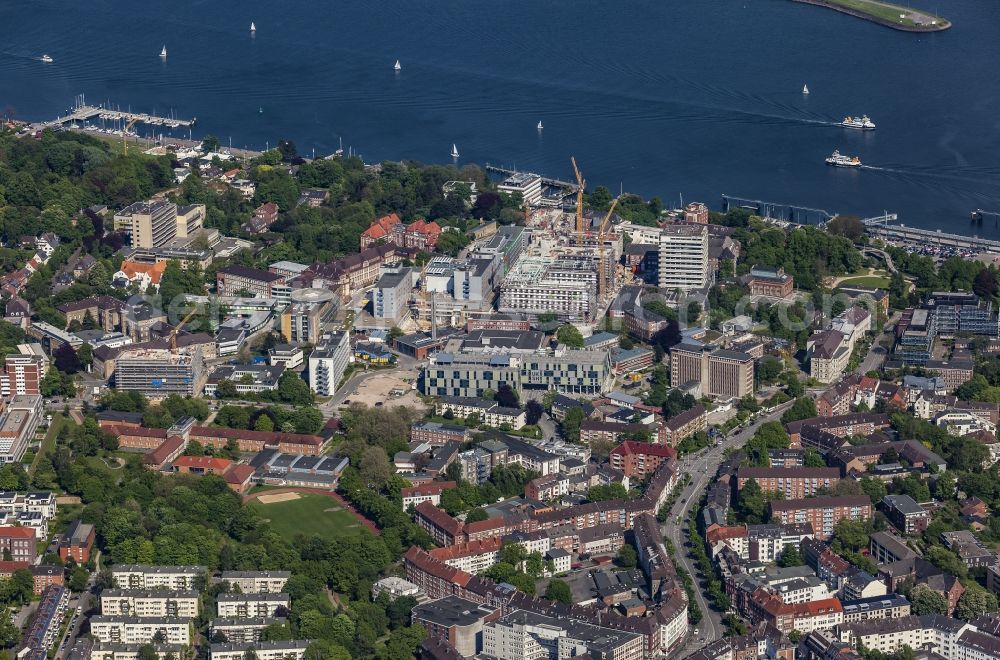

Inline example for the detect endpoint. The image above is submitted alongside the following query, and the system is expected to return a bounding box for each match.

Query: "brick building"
[769,496,871,540]
[609,441,678,479]
[736,467,840,499]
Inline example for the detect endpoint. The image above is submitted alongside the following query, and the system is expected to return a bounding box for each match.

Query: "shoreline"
[790,0,951,32]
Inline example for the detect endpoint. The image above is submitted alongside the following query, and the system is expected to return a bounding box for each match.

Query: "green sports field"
[249,492,370,541]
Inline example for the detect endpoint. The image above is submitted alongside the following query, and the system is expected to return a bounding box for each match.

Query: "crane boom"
[571,157,585,247]
[170,308,199,351]
[597,197,620,301]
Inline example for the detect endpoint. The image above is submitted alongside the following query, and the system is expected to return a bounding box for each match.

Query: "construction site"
[404,157,635,332]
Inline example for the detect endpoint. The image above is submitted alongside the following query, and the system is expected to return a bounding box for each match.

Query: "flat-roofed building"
[372,265,414,323]
[307,331,350,396]
[0,394,42,463]
[89,616,192,646]
[497,172,542,206]
[116,200,178,249]
[110,565,205,591]
[670,342,753,399]
[114,347,205,397]
[841,594,911,623]
[483,609,644,660]
[769,496,872,540]
[658,224,709,291]
[499,256,597,322]
[216,593,289,618]
[737,467,840,499]
[412,596,500,657]
[99,590,200,618]
[280,288,338,344]
[209,641,311,660]
[209,617,284,645]
[220,571,290,594]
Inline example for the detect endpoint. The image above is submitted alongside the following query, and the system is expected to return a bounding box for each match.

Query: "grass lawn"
[838,275,891,288]
[248,493,369,541]
[821,0,947,27]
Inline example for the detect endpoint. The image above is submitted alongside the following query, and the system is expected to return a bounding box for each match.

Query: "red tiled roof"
[414,501,463,536]
[429,537,502,561]
[109,425,168,439]
[463,518,506,536]
[610,440,677,459]
[401,481,457,498]
[143,436,186,466]
[404,546,471,588]
[172,455,233,471]
[0,561,30,574]
[705,524,748,545]
[0,527,35,539]
[224,464,256,485]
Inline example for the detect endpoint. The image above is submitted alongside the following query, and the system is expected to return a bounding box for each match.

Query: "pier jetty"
[45,102,195,130]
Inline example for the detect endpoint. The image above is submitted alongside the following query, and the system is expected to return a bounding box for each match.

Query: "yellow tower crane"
[122,118,139,155]
[596,197,620,302]
[170,308,200,351]
[571,157,585,247]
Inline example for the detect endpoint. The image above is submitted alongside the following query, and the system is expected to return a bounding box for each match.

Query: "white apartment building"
[658,225,709,291]
[110,565,205,591]
[209,617,281,644]
[435,544,502,575]
[499,256,597,321]
[770,577,832,605]
[483,610,645,660]
[89,616,192,646]
[216,593,289,618]
[219,571,291,594]
[100,590,200,618]
[434,397,527,429]
[837,615,995,659]
[91,643,186,660]
[209,641,311,660]
[0,490,56,519]
[307,331,350,396]
[0,395,43,464]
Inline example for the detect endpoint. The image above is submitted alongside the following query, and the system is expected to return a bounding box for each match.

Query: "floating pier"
[46,99,195,130]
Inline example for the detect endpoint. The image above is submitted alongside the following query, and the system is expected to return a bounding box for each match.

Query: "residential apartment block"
[657,224,709,291]
[209,617,285,645]
[110,565,206,591]
[220,571,291,594]
[609,441,678,479]
[736,467,841,499]
[100,590,200,618]
[209,641,311,660]
[0,526,36,562]
[216,593,289,618]
[769,496,872,540]
[89,616,192,646]
[307,331,350,396]
[881,495,929,535]
[435,397,526,429]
